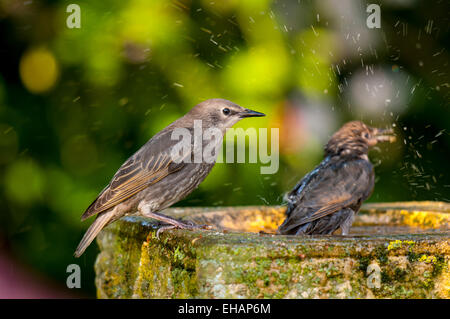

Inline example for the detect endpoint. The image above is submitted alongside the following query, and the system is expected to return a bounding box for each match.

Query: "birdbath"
[94,202,449,299]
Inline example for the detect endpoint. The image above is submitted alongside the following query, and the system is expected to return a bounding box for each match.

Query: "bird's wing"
[81,129,190,220]
[280,159,373,232]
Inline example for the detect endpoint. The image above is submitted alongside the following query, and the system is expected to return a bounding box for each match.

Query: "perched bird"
[75,98,265,257]
[277,121,395,236]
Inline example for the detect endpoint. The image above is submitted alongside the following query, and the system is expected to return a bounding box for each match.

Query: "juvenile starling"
[277,121,395,236]
[75,98,265,257]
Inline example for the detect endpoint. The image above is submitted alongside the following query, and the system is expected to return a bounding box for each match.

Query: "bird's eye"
[222,108,231,116]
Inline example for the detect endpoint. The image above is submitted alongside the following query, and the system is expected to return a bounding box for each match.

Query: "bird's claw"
[156,225,177,239]
[179,220,213,231]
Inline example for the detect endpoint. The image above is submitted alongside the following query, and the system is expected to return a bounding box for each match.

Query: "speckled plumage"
[277,121,395,236]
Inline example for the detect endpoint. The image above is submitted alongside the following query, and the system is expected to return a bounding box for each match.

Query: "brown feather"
[81,129,189,221]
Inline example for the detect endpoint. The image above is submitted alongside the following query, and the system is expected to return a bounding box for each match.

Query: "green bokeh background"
[0,0,448,296]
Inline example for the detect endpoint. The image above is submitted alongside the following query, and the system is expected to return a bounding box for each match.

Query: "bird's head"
[325,121,396,157]
[187,98,265,130]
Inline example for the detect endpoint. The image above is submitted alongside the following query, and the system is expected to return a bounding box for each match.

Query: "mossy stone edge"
[95,204,450,299]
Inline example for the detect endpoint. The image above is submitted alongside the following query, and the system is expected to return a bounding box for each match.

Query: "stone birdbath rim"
[95,201,449,299]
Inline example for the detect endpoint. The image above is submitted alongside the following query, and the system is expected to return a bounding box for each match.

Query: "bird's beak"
[373,127,396,143]
[239,108,266,118]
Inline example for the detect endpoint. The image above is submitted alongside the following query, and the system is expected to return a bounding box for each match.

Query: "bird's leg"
[138,202,212,237]
[340,209,355,236]
[156,225,177,239]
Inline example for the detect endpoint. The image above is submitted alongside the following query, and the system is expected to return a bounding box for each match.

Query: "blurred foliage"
[0,0,448,296]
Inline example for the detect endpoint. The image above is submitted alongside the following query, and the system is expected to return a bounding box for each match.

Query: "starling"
[277,121,395,236]
[75,98,265,257]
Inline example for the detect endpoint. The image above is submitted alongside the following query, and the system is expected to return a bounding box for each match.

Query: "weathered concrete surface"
[95,202,449,299]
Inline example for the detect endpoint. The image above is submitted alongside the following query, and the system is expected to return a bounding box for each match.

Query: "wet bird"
[277,121,395,236]
[75,98,265,257]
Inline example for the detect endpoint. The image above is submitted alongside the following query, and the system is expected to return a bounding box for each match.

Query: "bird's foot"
[156,220,212,239]
[137,207,213,238]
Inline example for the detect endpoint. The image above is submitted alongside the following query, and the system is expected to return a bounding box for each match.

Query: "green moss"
[358,255,371,272]
[431,255,446,277]
[375,245,389,265]
[407,251,420,263]
[387,240,415,251]
[420,271,434,290]
[173,246,186,263]
[394,268,407,281]
[381,271,391,284]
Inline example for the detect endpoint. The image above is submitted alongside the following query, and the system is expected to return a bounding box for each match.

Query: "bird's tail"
[74,213,112,258]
